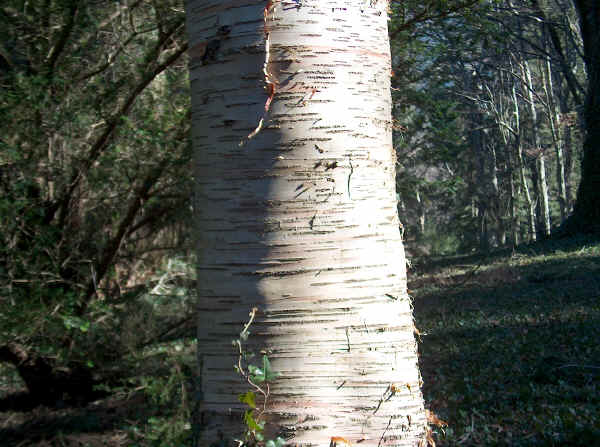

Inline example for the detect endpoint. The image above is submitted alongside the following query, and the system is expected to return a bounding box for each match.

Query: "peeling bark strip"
[186,0,426,446]
[245,0,277,142]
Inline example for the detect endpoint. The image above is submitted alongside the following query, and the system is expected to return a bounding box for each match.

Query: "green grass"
[412,236,600,446]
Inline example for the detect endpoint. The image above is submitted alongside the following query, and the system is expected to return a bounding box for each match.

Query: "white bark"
[542,55,568,221]
[523,61,551,237]
[512,83,537,241]
[415,186,425,238]
[186,1,426,446]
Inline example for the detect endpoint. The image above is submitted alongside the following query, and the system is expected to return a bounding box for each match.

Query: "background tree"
[566,0,600,233]
[389,0,588,251]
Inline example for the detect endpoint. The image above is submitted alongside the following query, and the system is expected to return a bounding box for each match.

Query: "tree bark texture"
[186,1,426,446]
[569,0,600,233]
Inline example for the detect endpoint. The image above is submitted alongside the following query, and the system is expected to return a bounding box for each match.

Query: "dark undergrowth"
[0,343,197,447]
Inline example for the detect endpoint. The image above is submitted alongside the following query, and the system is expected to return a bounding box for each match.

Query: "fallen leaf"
[426,409,448,427]
[330,436,351,446]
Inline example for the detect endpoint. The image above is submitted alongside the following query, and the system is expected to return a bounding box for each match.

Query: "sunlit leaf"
[244,410,264,432]
[249,355,280,383]
[426,409,448,427]
[238,391,257,409]
[262,355,280,382]
[248,364,264,383]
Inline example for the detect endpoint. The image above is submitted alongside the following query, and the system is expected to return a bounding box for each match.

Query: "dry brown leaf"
[425,427,436,447]
[419,427,437,447]
[330,436,351,447]
[425,409,448,427]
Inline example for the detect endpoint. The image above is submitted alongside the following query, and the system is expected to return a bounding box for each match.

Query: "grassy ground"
[1,235,599,446]
[412,235,600,446]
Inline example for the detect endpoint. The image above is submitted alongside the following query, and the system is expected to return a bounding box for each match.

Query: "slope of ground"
[412,235,600,446]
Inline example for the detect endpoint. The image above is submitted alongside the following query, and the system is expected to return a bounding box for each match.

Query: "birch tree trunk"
[488,68,518,246]
[523,60,551,237]
[512,82,537,241]
[542,55,568,222]
[489,143,506,246]
[186,1,426,446]
[415,185,425,239]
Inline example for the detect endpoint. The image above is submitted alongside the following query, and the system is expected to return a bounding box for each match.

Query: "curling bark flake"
[186,1,426,446]
[246,0,277,141]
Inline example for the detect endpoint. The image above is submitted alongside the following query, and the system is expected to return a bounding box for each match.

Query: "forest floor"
[412,234,600,446]
[1,235,599,446]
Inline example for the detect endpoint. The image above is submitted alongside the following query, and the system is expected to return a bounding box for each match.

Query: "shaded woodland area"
[0,0,598,445]
[391,0,599,251]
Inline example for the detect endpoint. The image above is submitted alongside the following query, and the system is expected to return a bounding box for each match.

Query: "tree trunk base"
[0,344,105,409]
[554,214,600,238]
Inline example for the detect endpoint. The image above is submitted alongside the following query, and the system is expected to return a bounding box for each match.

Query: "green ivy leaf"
[238,391,257,409]
[248,364,264,383]
[265,439,286,447]
[244,410,264,433]
[249,355,280,383]
[262,355,280,382]
[62,316,90,333]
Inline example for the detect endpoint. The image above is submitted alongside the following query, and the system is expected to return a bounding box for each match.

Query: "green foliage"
[422,226,462,256]
[390,0,585,252]
[233,309,286,447]
[265,438,286,447]
[248,355,281,384]
[132,358,195,447]
[244,408,265,434]
[0,0,192,401]
[239,391,257,409]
